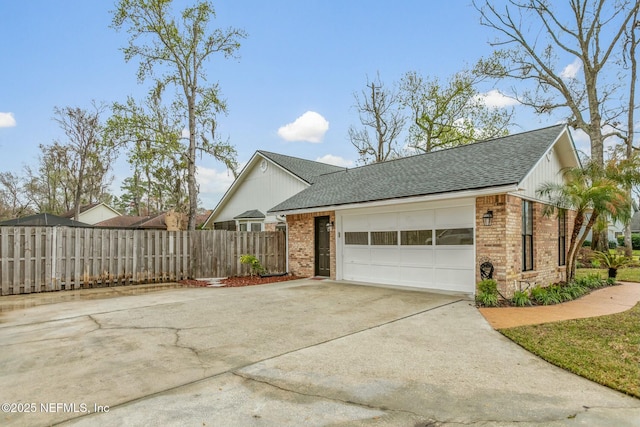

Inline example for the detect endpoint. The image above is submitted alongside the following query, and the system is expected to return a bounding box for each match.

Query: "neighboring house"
[631,211,640,234]
[202,151,345,231]
[269,125,580,297]
[0,213,92,227]
[95,211,187,230]
[61,203,121,225]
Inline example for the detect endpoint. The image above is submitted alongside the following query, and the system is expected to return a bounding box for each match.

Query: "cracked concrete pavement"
[0,279,638,426]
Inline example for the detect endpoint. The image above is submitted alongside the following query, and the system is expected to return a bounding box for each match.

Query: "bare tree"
[53,103,113,220]
[621,8,640,256]
[0,172,32,220]
[474,0,640,250]
[400,69,511,153]
[349,74,406,164]
[474,0,639,165]
[112,0,245,229]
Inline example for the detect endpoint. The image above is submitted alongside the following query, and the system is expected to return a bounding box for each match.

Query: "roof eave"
[269,184,521,216]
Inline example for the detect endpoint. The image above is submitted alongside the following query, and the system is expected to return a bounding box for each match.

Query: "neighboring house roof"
[0,213,93,227]
[270,125,571,213]
[234,209,265,220]
[60,202,121,219]
[95,213,166,229]
[258,151,345,184]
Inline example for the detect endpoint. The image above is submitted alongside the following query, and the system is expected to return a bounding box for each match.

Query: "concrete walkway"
[479,281,640,329]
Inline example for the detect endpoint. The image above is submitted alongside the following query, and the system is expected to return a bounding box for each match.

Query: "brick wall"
[476,195,569,297]
[286,211,336,279]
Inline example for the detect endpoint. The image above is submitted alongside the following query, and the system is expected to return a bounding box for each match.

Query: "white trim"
[272,184,520,216]
[83,203,121,217]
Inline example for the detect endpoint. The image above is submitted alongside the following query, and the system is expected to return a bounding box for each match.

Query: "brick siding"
[476,194,570,297]
[286,211,336,279]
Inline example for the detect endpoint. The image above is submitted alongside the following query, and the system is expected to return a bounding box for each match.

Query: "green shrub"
[593,250,631,269]
[511,290,531,307]
[239,254,266,276]
[476,279,499,307]
[582,240,591,247]
[566,283,587,299]
[617,233,640,250]
[575,273,607,289]
[546,284,566,304]
[530,286,548,305]
[558,285,574,302]
[608,240,618,249]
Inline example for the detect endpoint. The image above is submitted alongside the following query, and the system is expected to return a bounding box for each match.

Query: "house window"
[400,230,432,245]
[345,232,368,245]
[558,210,567,266]
[371,231,398,245]
[435,228,474,245]
[239,223,247,231]
[251,223,262,232]
[522,200,534,271]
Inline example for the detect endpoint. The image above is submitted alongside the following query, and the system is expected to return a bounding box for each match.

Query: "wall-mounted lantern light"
[482,210,494,226]
[326,221,334,232]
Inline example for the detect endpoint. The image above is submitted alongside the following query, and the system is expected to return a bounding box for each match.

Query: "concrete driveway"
[1,279,638,426]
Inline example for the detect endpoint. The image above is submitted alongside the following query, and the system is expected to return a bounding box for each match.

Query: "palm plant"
[593,250,631,279]
[537,159,635,281]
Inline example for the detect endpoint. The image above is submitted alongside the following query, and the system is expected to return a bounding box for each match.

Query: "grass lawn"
[501,303,640,398]
[576,267,640,282]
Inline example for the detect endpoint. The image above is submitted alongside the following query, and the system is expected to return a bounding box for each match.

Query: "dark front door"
[315,216,331,277]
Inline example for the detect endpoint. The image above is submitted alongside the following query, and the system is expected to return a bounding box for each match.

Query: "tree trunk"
[592,229,609,252]
[187,94,197,231]
[624,222,633,257]
[570,212,599,281]
[566,212,586,281]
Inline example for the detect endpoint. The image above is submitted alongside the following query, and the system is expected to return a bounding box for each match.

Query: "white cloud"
[196,165,236,207]
[478,90,519,108]
[560,58,582,79]
[277,111,329,143]
[568,127,590,156]
[316,154,354,168]
[0,112,16,128]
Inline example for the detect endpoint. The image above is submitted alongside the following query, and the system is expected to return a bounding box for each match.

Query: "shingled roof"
[234,209,265,219]
[0,213,93,227]
[269,125,569,213]
[258,151,345,183]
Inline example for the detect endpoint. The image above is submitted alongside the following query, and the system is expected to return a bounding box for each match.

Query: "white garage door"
[338,201,475,294]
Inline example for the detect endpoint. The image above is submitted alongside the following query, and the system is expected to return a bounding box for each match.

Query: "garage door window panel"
[345,231,368,245]
[435,228,474,245]
[401,230,432,245]
[371,231,398,245]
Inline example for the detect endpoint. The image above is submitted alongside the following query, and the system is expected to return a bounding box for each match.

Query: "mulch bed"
[178,274,303,288]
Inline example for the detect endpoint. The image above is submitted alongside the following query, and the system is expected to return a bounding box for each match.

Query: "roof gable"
[270,125,571,213]
[203,151,345,227]
[258,151,345,184]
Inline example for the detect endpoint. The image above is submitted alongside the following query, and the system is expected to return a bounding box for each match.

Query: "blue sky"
[0,1,588,208]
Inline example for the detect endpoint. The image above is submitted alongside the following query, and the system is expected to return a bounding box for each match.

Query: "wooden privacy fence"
[0,227,286,296]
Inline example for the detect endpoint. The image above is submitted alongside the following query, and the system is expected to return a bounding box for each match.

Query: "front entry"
[314,216,331,277]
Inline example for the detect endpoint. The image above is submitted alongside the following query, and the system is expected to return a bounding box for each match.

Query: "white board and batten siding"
[213,158,308,225]
[518,133,579,202]
[336,199,476,294]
